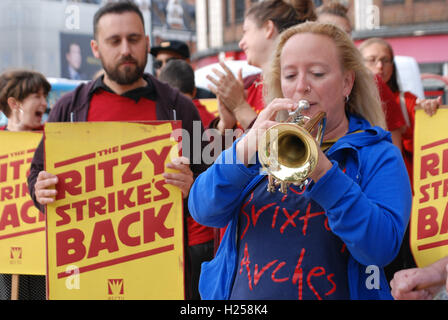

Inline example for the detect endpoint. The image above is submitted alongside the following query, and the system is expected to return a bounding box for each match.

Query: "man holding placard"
[27,1,211,300]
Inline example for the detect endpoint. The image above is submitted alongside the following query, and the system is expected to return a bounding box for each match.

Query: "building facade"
[0,0,198,79]
[0,0,105,79]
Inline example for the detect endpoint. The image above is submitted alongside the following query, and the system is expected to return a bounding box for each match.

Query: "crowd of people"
[0,0,447,300]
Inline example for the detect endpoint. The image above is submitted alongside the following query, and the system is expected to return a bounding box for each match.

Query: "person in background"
[316,0,352,34]
[189,22,412,300]
[159,59,215,299]
[359,37,442,285]
[316,1,406,151]
[359,37,442,185]
[63,42,87,80]
[150,39,215,99]
[0,70,49,132]
[27,1,209,300]
[159,59,215,128]
[206,0,316,134]
[0,69,51,300]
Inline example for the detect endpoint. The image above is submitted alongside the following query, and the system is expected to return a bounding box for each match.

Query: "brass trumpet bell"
[258,100,326,194]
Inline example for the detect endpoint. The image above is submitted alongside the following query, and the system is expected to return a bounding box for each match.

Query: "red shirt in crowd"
[193,99,215,128]
[393,90,417,190]
[245,73,265,113]
[374,75,406,132]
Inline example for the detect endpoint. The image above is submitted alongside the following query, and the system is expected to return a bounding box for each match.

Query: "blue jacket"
[189,114,412,300]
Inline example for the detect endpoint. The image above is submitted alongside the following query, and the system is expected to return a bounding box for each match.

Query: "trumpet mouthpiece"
[298,100,310,110]
[289,100,310,117]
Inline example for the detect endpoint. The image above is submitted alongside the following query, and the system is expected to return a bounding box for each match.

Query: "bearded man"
[27,1,212,300]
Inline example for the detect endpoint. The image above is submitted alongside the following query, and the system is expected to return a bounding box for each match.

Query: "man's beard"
[102,54,147,85]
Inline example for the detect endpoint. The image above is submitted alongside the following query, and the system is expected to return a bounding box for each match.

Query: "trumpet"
[258,100,326,194]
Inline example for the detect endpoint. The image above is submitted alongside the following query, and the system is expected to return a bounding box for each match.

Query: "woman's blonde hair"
[264,21,386,129]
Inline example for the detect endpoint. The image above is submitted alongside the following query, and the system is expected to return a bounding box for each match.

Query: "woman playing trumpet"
[188,22,412,300]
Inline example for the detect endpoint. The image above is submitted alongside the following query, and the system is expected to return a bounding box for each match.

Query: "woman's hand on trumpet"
[236,98,333,183]
[308,143,333,183]
[236,98,295,166]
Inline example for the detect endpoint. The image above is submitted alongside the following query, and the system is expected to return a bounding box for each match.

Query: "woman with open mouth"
[0,70,50,132]
[0,69,51,300]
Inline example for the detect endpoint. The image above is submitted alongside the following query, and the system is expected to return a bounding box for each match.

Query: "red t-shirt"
[394,91,417,191]
[88,89,157,121]
[184,92,215,244]
[374,75,406,131]
[193,99,215,128]
[246,73,265,114]
[89,88,214,246]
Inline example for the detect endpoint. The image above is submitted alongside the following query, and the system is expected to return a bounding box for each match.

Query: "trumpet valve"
[279,181,289,194]
[267,175,277,193]
[288,100,310,123]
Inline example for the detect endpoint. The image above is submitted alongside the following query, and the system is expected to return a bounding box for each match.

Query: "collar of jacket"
[88,73,157,102]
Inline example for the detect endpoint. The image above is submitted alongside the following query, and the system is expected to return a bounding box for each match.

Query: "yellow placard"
[0,131,45,275]
[411,107,448,267]
[199,98,218,117]
[44,122,184,300]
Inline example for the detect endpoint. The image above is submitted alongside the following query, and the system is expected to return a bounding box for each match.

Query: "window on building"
[235,0,245,23]
[225,0,232,25]
[383,0,405,4]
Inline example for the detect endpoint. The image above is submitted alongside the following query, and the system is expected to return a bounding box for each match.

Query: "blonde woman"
[189,22,411,300]
[359,37,442,186]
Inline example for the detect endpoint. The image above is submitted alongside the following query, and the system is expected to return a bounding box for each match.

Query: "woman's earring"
[345,95,350,103]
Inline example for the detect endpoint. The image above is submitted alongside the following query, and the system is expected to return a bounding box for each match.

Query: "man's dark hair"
[93,1,145,39]
[159,60,195,95]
